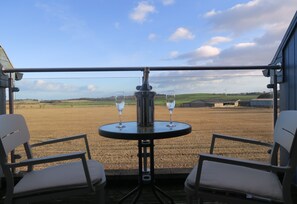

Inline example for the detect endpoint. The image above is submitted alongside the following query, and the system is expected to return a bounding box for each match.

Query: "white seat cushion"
[14,160,105,195]
[185,161,283,201]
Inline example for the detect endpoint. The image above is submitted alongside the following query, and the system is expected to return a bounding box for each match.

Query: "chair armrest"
[210,133,272,154]
[195,153,289,186]
[7,151,94,191]
[199,153,288,172]
[31,134,92,159]
[7,152,86,168]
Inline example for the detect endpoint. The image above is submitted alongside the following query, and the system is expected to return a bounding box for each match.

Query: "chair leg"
[95,185,105,204]
[4,198,12,204]
[186,194,195,204]
[186,193,204,204]
[4,189,13,204]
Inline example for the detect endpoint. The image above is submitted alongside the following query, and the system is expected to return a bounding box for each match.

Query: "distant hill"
[257,92,279,99]
[13,92,266,108]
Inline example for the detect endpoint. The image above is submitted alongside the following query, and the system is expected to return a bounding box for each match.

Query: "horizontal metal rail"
[2,65,281,73]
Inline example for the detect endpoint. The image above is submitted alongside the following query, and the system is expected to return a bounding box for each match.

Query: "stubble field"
[14,105,274,170]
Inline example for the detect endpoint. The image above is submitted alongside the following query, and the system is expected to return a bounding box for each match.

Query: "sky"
[1,0,297,99]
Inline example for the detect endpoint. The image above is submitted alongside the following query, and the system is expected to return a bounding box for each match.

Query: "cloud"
[204,0,297,34]
[211,45,269,66]
[169,0,296,66]
[154,0,296,94]
[130,1,155,23]
[207,36,232,45]
[208,22,287,66]
[234,42,256,48]
[21,80,100,94]
[148,33,157,41]
[161,0,175,6]
[204,9,218,17]
[182,31,280,66]
[150,72,268,94]
[169,51,179,58]
[32,80,78,92]
[87,84,97,92]
[172,45,220,64]
[166,31,281,66]
[169,27,195,41]
[194,46,220,58]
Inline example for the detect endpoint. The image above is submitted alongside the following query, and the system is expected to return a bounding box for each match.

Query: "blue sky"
[1,0,296,99]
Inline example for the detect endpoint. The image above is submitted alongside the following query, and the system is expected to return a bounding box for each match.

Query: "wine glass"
[166,92,176,127]
[115,93,125,128]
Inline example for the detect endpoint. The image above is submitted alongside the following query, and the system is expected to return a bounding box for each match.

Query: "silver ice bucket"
[135,68,155,127]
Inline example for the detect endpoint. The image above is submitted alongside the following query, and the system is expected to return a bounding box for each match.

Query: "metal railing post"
[273,71,278,126]
[0,64,8,181]
[7,74,16,172]
[8,73,14,114]
[0,64,8,115]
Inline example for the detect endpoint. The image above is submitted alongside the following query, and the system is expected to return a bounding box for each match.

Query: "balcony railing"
[1,65,280,170]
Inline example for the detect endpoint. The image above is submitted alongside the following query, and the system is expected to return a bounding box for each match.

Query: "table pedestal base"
[118,140,175,204]
[119,184,174,204]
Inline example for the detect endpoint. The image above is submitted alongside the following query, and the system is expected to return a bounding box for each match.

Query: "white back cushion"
[274,110,297,152]
[0,114,30,156]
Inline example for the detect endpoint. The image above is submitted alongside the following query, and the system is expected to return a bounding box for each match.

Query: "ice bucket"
[135,68,156,127]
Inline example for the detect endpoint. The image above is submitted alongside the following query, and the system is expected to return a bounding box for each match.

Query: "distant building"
[181,100,211,108]
[212,100,239,107]
[250,99,273,108]
[181,99,239,108]
[181,98,277,108]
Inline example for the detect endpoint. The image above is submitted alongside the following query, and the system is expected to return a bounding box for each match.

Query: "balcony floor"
[1,169,297,204]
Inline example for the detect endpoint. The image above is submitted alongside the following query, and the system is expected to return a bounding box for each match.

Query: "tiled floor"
[0,178,190,204]
[1,169,297,204]
[102,168,191,203]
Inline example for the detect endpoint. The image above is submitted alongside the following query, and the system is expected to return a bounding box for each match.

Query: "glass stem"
[169,110,172,124]
[119,111,122,126]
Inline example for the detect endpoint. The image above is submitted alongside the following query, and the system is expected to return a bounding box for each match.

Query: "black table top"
[99,121,192,140]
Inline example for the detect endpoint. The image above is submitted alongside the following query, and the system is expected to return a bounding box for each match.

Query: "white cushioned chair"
[0,114,106,204]
[185,110,297,204]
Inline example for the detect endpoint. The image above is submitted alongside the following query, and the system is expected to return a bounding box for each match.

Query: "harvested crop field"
[14,105,274,170]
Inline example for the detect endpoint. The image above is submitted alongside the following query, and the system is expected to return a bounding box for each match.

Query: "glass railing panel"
[12,72,274,170]
[150,72,273,168]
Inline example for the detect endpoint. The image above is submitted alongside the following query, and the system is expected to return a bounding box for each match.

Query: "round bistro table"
[99,121,192,204]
